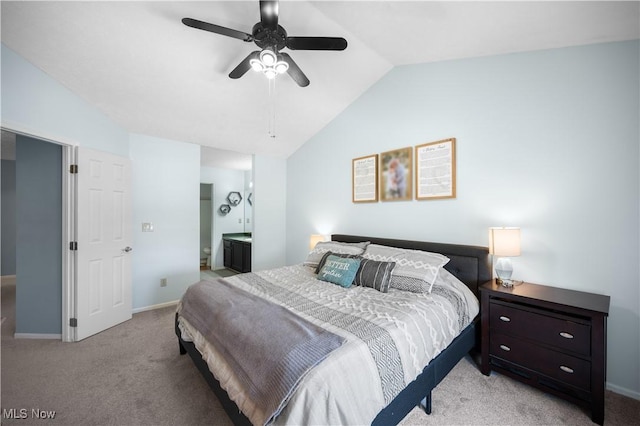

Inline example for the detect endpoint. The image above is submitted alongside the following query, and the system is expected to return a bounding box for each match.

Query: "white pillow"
[303,241,369,268]
[362,244,449,293]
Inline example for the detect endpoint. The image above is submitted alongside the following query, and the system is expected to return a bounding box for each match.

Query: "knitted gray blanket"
[180,279,345,425]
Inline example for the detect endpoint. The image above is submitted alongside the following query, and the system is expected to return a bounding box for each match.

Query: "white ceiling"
[1,1,638,169]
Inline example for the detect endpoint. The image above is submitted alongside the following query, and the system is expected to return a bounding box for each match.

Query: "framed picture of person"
[379,147,413,201]
[415,138,456,200]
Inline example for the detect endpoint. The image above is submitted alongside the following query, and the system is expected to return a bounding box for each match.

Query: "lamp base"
[497,278,514,288]
[495,257,514,287]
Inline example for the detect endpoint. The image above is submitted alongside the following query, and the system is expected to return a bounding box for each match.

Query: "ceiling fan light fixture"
[259,48,277,66]
[249,58,264,72]
[274,60,289,74]
[264,68,277,79]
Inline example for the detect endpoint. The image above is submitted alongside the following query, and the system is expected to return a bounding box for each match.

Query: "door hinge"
[69,241,78,251]
[69,318,77,327]
[69,164,78,174]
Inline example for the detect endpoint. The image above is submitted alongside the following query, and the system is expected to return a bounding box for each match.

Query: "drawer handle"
[559,332,574,339]
[499,344,511,352]
[499,316,511,322]
[560,365,574,374]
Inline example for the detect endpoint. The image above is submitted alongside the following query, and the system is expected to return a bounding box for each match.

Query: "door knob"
[122,246,133,253]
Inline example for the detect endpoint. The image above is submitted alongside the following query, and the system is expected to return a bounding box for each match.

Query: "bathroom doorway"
[199,183,213,270]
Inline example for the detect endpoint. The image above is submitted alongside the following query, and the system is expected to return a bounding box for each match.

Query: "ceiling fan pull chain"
[268,79,277,139]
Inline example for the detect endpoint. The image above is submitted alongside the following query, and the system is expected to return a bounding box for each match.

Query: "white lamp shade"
[489,227,521,257]
[309,234,327,250]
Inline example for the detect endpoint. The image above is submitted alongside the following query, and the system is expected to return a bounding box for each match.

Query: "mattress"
[177,263,479,425]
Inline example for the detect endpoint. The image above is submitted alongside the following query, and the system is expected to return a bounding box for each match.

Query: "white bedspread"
[178,264,479,425]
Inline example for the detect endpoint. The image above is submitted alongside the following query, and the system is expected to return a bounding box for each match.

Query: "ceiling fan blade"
[280,53,309,87]
[229,51,260,79]
[182,18,253,42]
[259,1,279,30]
[286,37,347,51]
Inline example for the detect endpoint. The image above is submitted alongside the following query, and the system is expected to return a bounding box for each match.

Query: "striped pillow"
[353,259,396,293]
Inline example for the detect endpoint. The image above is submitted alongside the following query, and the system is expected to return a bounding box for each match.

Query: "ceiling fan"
[182,0,347,87]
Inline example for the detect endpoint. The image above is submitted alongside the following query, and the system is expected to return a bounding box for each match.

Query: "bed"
[175,234,491,425]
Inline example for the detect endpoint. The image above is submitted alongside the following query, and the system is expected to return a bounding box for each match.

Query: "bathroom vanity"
[222,233,252,273]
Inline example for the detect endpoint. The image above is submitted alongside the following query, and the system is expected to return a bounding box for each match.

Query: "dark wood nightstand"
[480,280,610,425]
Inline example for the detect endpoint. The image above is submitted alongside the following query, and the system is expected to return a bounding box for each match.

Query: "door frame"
[1,124,76,341]
[61,144,75,342]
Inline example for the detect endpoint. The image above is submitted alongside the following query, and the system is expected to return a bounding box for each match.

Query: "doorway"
[1,130,64,339]
[199,183,213,271]
[1,128,133,342]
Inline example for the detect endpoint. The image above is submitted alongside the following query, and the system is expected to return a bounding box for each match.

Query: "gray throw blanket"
[180,279,345,425]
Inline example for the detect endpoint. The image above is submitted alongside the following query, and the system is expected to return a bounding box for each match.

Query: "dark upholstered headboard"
[331,234,491,298]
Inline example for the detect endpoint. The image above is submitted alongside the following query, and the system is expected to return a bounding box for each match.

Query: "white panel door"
[76,147,132,340]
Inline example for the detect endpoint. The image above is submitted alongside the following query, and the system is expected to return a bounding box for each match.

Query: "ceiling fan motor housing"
[252,23,288,51]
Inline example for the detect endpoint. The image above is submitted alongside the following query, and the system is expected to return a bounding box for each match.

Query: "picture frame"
[379,147,413,201]
[352,154,379,203]
[415,138,456,200]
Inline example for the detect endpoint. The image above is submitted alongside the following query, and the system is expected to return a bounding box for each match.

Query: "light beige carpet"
[2,281,638,425]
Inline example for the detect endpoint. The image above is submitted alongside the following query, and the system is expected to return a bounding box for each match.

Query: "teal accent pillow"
[318,255,362,288]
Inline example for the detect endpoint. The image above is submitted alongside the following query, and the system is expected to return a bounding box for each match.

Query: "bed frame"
[176,234,491,425]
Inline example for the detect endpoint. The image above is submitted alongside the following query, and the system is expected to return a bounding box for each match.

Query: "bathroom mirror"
[244,171,252,233]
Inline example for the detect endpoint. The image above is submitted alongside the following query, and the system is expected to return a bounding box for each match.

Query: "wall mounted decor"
[247,193,252,206]
[227,191,242,206]
[352,154,378,203]
[415,138,456,200]
[380,147,413,201]
[219,204,231,215]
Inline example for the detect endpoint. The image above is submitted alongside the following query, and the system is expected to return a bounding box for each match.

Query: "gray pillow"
[353,258,396,293]
[304,241,369,269]
[362,244,449,293]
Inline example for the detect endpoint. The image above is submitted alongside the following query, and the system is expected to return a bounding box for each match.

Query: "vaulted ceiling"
[1,1,638,168]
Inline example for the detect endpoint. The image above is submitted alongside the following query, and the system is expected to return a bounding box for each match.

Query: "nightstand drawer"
[490,302,591,356]
[490,333,591,390]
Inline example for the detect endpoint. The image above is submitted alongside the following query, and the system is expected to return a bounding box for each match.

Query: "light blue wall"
[15,136,62,334]
[200,167,246,269]
[254,155,287,271]
[286,41,640,398]
[1,44,128,156]
[1,159,16,276]
[130,133,200,310]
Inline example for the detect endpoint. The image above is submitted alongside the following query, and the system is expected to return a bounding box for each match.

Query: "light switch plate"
[142,222,154,232]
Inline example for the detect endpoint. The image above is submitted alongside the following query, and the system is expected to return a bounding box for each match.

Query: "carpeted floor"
[2,278,639,425]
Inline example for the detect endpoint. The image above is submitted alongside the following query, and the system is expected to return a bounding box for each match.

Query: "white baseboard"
[14,333,62,339]
[132,300,179,314]
[607,382,640,400]
[1,275,16,285]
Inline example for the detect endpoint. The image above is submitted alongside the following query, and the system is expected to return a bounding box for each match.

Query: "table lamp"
[309,234,326,250]
[489,227,521,287]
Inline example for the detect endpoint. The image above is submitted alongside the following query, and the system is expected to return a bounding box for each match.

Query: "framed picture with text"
[415,138,456,200]
[352,154,378,203]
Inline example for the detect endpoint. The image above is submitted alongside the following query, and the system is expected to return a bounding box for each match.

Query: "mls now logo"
[3,408,56,419]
